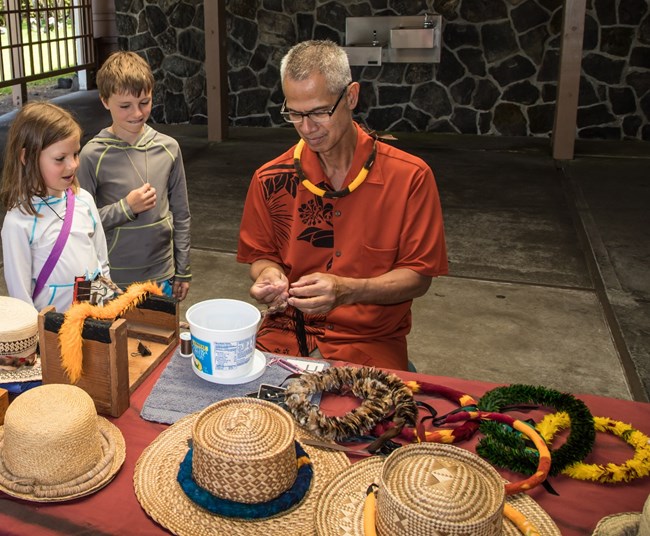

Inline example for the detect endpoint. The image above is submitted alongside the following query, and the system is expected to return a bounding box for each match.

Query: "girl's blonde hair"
[0,101,82,215]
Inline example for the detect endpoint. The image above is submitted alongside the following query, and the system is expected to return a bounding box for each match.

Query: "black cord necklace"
[39,196,65,221]
[293,138,377,199]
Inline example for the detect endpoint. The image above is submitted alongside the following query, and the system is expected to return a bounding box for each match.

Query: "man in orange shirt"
[237,40,448,370]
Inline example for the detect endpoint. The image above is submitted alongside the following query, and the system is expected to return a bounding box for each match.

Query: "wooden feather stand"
[0,388,8,425]
[38,295,179,417]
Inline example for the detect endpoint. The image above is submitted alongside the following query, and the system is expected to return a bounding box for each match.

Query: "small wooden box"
[38,295,178,417]
[0,388,8,425]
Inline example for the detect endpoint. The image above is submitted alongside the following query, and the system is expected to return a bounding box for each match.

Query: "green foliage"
[0,75,64,96]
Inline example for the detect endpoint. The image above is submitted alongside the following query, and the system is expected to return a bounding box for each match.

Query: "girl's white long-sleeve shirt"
[1,188,110,313]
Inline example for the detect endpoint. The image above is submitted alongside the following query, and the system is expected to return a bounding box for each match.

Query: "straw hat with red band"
[134,397,349,536]
[315,443,561,536]
[0,384,125,501]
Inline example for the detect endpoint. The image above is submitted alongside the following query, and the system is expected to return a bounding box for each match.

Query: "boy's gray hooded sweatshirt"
[77,125,191,287]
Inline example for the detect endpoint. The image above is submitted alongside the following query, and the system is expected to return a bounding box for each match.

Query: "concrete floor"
[1,90,648,401]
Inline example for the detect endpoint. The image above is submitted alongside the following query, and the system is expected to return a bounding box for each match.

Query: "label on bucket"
[213,336,255,370]
[191,335,212,375]
[190,334,256,374]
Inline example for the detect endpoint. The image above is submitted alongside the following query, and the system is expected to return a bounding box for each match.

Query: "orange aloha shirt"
[237,123,448,370]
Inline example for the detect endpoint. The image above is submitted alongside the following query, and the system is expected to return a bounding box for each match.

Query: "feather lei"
[284,367,417,450]
[58,281,162,383]
[477,384,595,476]
[537,411,650,484]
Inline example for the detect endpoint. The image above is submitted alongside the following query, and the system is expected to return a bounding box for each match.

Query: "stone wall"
[114,0,205,124]
[115,0,650,140]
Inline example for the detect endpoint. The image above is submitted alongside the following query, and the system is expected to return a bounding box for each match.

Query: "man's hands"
[250,265,345,316]
[287,272,346,315]
[250,265,290,313]
[249,262,431,316]
[126,182,156,214]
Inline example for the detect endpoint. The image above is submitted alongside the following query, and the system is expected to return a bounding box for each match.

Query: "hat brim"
[0,357,42,382]
[0,417,125,502]
[315,456,562,536]
[134,412,350,536]
[591,513,641,536]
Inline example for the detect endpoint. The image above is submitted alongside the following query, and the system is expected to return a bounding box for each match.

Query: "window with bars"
[0,0,94,88]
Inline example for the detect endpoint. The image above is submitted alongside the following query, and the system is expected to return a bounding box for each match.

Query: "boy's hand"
[126,182,156,214]
[172,280,190,301]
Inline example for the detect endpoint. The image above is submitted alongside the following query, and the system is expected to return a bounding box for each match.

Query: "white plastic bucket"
[185,299,261,381]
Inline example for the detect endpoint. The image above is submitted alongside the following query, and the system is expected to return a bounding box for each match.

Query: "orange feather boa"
[58,281,163,383]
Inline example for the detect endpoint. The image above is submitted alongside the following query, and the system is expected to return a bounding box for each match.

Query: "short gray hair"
[280,40,352,95]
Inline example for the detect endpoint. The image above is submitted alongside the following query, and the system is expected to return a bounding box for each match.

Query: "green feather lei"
[477,384,595,476]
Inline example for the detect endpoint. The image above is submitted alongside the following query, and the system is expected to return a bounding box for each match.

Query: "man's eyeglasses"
[280,82,352,124]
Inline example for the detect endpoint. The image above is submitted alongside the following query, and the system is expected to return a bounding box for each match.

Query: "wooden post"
[8,0,27,107]
[551,0,587,161]
[91,0,118,66]
[204,0,228,142]
[0,388,8,425]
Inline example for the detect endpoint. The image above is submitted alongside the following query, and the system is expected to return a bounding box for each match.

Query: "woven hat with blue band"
[134,397,349,536]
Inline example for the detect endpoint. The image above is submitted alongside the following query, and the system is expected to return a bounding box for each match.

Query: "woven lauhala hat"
[592,493,650,536]
[316,443,561,536]
[0,296,38,358]
[0,383,125,501]
[134,397,349,536]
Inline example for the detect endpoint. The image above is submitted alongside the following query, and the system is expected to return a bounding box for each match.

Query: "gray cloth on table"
[140,349,328,425]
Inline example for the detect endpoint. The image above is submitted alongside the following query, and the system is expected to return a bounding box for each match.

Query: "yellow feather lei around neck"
[536,411,650,483]
[58,281,163,383]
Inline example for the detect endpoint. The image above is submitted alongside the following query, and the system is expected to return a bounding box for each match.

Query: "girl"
[1,102,111,312]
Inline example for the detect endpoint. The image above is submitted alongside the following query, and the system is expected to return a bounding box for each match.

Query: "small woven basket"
[192,397,297,504]
[376,443,505,536]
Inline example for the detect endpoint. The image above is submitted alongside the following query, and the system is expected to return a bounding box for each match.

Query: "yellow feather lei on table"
[536,411,650,484]
[58,281,163,383]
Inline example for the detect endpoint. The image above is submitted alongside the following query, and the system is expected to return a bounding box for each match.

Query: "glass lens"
[309,112,331,123]
[281,111,331,124]
[281,112,300,123]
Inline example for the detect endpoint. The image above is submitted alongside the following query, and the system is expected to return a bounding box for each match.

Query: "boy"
[77,51,191,300]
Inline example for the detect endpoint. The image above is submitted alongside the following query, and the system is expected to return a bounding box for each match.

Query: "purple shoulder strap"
[32,188,75,301]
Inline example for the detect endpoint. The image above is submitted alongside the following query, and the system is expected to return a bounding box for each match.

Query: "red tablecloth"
[1,353,649,535]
